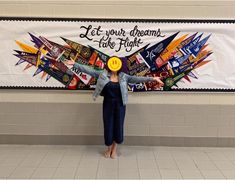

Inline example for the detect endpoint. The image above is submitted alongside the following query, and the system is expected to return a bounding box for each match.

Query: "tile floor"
[0,145,235,179]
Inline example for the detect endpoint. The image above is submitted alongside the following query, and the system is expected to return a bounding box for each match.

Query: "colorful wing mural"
[14,32,212,91]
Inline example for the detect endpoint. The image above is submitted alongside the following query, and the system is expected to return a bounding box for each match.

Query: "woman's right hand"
[64,59,75,66]
[153,77,164,85]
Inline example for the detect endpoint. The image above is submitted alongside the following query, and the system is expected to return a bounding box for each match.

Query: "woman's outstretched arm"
[126,74,164,86]
[65,60,102,78]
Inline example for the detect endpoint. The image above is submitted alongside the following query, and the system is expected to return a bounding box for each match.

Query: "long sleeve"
[73,62,102,78]
[126,74,154,84]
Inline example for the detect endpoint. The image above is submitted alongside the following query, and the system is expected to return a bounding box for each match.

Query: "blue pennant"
[180,33,203,55]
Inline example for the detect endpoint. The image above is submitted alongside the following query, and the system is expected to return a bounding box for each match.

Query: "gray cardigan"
[73,62,154,105]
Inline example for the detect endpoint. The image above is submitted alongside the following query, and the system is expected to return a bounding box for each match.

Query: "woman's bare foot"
[110,150,116,159]
[104,147,111,158]
[110,142,117,159]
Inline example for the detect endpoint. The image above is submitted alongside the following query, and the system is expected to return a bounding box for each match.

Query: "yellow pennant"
[161,34,188,61]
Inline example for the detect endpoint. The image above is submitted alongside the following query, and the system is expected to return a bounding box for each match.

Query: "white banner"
[0,18,234,91]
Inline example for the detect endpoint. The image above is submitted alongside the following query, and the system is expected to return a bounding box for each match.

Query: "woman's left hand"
[153,77,164,87]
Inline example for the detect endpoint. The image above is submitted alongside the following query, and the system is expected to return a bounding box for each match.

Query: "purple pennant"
[33,68,43,76]
[15,59,25,66]
[28,33,43,49]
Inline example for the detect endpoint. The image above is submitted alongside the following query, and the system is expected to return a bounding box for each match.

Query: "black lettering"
[79,25,93,41]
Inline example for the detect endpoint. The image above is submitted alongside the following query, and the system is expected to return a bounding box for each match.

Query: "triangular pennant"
[15,59,25,66]
[180,33,203,55]
[28,32,43,48]
[183,75,191,82]
[188,71,198,79]
[13,52,38,66]
[15,40,38,54]
[61,37,85,52]
[159,34,188,63]
[192,52,212,68]
[46,74,51,81]
[23,63,33,71]
[190,34,211,57]
[125,43,150,59]
[33,68,43,76]
[140,31,179,71]
[41,72,47,79]
[178,32,198,49]
[194,60,211,69]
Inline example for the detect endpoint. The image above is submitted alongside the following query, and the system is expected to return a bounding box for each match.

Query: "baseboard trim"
[0,135,235,147]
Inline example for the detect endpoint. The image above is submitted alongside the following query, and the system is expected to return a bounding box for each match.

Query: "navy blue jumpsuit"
[101,81,126,146]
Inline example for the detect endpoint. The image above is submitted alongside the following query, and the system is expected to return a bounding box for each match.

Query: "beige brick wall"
[0,0,235,143]
[1,90,235,139]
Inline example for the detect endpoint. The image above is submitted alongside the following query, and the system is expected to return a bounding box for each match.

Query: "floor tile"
[195,160,218,170]
[0,166,16,178]
[96,167,118,179]
[31,167,57,179]
[179,169,203,179]
[118,168,140,179]
[221,170,235,179]
[52,167,77,179]
[137,158,158,169]
[8,167,36,179]
[200,170,225,179]
[159,169,182,179]
[156,159,178,169]
[175,159,198,170]
[75,167,98,179]
[213,160,235,170]
[58,155,81,167]
[119,158,138,169]
[1,145,235,179]
[139,169,161,179]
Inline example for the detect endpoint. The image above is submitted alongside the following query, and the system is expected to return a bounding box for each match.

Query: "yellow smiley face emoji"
[107,56,122,72]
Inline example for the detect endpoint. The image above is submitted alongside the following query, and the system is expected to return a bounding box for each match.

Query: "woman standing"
[65,57,163,159]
